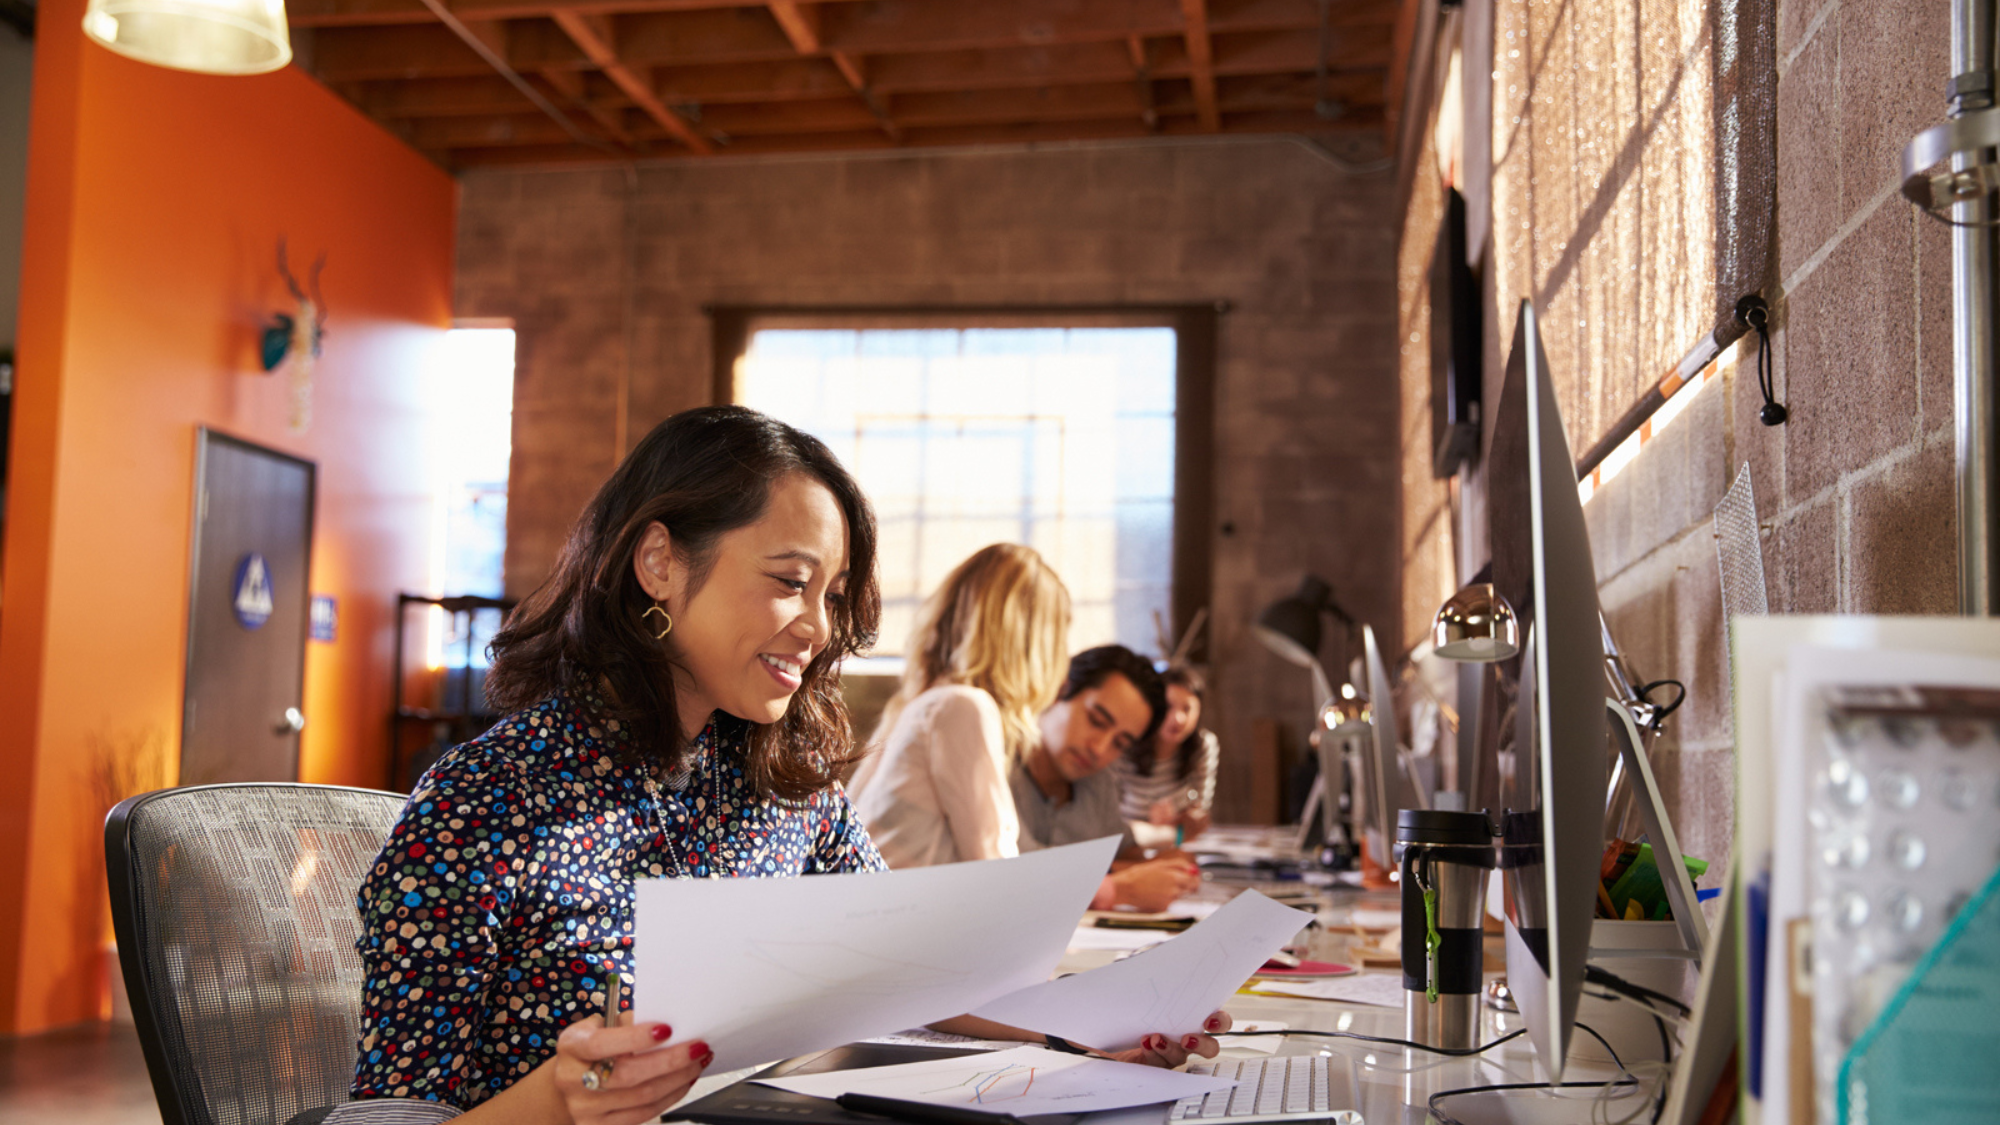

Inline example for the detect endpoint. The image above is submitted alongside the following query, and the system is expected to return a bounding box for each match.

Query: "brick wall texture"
[1395,0,1956,870]
[455,139,1405,823]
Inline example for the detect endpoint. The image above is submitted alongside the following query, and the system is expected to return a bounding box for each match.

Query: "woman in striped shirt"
[1113,663,1220,846]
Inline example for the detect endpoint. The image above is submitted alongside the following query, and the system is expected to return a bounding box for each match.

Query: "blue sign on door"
[309,594,338,642]
[232,553,274,630]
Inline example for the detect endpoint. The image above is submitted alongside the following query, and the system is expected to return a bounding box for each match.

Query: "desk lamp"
[1253,575,1353,709]
[1431,583,1520,662]
[1428,582,1518,811]
[1255,576,1355,862]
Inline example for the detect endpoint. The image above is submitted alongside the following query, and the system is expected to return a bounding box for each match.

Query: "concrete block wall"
[455,138,1404,823]
[1408,0,1957,869]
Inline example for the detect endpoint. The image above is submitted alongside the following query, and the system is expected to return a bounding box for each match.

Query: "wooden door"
[181,429,316,784]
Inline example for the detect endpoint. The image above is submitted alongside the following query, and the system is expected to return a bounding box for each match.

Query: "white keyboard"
[1169,1055,1365,1124]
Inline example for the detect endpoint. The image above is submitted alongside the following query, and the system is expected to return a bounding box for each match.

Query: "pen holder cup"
[1398,809,1496,1051]
[1573,919,1689,1066]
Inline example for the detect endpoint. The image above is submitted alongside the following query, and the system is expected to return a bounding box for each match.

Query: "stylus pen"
[835,1093,1028,1125]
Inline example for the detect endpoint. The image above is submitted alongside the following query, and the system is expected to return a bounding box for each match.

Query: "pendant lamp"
[83,0,292,75]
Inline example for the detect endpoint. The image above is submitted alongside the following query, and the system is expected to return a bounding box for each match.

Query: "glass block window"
[739,325,1177,658]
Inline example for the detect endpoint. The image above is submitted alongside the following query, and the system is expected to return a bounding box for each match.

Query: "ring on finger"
[580,1059,614,1091]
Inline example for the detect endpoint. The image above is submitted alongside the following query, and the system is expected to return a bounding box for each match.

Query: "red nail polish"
[1183,1035,1200,1050]
[650,1024,673,1042]
[1204,1017,1222,1032]
[692,1041,715,1068]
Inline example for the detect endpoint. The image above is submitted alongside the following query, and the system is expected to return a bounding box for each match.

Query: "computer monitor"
[1489,299,1610,1080]
[1356,623,1424,863]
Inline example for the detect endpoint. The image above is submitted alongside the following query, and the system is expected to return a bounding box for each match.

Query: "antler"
[276,238,307,304]
[308,251,329,328]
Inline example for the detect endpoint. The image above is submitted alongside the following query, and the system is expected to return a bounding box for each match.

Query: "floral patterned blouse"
[341,689,885,1117]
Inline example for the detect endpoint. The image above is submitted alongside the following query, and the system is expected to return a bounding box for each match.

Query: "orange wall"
[0,0,455,1032]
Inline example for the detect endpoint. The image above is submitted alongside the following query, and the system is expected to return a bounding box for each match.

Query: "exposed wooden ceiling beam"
[820,0,1185,54]
[867,41,1133,94]
[443,104,1382,165]
[891,82,1149,129]
[311,24,506,81]
[654,57,854,103]
[548,8,799,68]
[1126,36,1159,130]
[551,10,716,152]
[289,0,773,25]
[703,97,885,136]
[542,67,641,145]
[767,2,900,141]
[1180,0,1219,131]
[356,74,543,116]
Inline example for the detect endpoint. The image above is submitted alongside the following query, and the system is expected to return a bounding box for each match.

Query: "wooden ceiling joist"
[286,0,1397,169]
[767,1,897,139]
[1179,0,1219,131]
[550,9,714,152]
[653,57,854,103]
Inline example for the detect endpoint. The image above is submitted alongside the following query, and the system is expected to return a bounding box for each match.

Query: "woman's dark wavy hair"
[485,405,881,800]
[1123,663,1207,779]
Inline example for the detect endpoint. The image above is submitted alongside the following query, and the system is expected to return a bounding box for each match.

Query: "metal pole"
[1952,0,2000,614]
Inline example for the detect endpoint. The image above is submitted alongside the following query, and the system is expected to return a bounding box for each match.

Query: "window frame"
[707,304,1219,663]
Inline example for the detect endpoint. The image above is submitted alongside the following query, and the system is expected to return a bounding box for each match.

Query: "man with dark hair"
[1011,645,1202,911]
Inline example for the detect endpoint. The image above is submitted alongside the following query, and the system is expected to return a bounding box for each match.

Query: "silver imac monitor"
[1491,300,1610,1080]
[1357,623,1423,862]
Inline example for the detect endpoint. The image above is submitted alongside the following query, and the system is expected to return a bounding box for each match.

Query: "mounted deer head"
[262,239,329,432]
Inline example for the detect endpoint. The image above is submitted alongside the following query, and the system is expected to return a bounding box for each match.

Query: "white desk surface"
[682,874,1642,1125]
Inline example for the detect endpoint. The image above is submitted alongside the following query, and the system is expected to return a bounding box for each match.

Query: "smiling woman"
[329,407,1227,1125]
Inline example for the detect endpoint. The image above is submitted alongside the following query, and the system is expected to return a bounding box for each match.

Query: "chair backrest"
[106,783,406,1125]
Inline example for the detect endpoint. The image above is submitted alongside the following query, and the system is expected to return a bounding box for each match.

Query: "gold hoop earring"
[642,603,673,640]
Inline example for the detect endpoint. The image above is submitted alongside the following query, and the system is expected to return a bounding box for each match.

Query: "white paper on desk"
[633,836,1118,1071]
[1066,926,1173,953]
[1215,1020,1288,1054]
[1248,972,1404,1007]
[972,890,1313,1051]
[755,1045,1237,1115]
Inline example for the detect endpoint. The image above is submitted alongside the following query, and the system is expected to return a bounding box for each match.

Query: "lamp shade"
[84,0,292,75]
[1431,582,1520,661]
[1254,575,1332,668]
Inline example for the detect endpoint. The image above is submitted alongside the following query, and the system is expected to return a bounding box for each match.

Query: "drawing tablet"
[663,1042,1085,1125]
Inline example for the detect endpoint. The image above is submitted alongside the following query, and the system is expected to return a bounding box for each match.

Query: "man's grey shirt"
[1009,759,1138,855]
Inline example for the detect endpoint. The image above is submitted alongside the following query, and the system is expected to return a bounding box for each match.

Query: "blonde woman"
[848,543,1072,867]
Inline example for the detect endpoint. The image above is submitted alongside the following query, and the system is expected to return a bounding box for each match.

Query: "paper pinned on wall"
[755,1045,1238,1115]
[633,836,1119,1072]
[972,890,1314,1051]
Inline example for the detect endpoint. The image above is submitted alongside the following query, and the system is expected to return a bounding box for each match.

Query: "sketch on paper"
[756,1046,1236,1116]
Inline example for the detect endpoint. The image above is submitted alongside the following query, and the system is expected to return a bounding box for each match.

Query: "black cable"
[1737,297,1787,425]
[1429,1077,1642,1125]
[1575,1021,1626,1072]
[1586,964,1693,1015]
[1218,1026,1527,1057]
[1635,680,1686,732]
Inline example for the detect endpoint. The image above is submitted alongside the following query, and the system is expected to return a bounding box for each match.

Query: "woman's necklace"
[641,724,713,879]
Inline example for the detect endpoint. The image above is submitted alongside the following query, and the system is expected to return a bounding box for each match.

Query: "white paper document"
[1215,1020,1289,1055]
[1065,926,1173,953]
[973,890,1314,1051]
[1248,972,1404,1007]
[633,837,1118,1071]
[755,1045,1237,1115]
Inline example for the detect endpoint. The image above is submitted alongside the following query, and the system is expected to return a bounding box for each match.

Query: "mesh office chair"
[106,783,407,1125]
